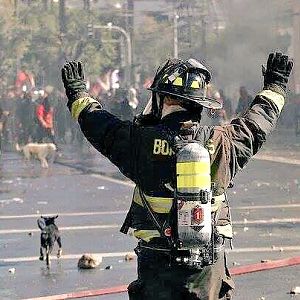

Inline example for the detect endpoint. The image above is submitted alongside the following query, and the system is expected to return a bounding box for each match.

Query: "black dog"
[37,215,62,266]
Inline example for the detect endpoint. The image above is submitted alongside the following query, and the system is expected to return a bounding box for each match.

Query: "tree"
[135,15,173,78]
[0,1,119,93]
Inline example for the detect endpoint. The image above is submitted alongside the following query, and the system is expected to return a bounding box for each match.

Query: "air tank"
[176,142,212,248]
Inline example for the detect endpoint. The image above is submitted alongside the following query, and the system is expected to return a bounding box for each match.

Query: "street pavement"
[1,128,300,300]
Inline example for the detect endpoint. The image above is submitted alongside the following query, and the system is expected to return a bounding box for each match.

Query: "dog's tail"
[37,218,46,231]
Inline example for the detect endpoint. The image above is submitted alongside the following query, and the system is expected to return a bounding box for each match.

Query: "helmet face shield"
[148,58,222,110]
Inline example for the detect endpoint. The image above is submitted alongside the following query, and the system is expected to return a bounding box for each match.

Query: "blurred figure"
[295,100,300,136]
[0,90,15,150]
[206,86,228,125]
[54,90,69,143]
[16,92,35,144]
[0,105,9,154]
[110,69,135,121]
[235,86,253,116]
[208,90,227,125]
[0,105,3,154]
[128,87,139,111]
[35,92,55,144]
[219,89,233,120]
[114,87,134,121]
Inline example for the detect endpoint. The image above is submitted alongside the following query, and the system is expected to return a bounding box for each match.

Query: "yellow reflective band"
[216,224,233,239]
[163,74,169,83]
[133,191,173,214]
[177,175,210,189]
[133,230,161,242]
[258,90,285,113]
[191,80,200,89]
[71,97,99,120]
[177,161,210,175]
[173,77,183,86]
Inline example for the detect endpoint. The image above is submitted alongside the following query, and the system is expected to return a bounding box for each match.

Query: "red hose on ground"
[23,285,129,300]
[230,255,300,275]
[24,256,300,300]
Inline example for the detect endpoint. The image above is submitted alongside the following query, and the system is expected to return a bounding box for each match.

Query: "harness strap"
[120,203,133,234]
[138,188,175,248]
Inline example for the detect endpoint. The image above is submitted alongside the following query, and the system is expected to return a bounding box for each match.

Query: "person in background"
[0,105,4,154]
[219,89,233,121]
[16,92,34,144]
[35,91,55,144]
[235,86,253,116]
[0,104,10,154]
[207,90,225,125]
[295,99,300,136]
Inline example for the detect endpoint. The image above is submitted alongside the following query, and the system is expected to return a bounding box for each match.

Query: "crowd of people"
[1,76,300,155]
[0,81,142,152]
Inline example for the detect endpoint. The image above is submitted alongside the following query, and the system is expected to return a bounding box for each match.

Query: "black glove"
[263,52,293,96]
[61,61,89,105]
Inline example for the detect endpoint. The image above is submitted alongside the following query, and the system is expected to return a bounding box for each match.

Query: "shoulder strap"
[120,203,133,234]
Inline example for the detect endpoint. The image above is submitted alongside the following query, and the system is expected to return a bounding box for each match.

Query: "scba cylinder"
[176,142,212,248]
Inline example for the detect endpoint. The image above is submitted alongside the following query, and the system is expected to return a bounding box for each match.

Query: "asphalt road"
[0,151,300,300]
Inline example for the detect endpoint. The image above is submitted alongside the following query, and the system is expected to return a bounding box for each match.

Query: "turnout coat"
[70,89,284,244]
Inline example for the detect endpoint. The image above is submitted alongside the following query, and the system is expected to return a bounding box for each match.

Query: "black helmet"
[148,58,222,110]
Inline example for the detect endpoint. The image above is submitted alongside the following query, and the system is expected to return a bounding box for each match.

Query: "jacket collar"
[159,110,198,131]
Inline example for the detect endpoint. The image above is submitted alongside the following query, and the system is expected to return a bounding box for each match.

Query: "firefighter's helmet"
[148,58,222,110]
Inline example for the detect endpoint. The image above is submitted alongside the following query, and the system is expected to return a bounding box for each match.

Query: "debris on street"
[290,287,300,294]
[125,254,135,261]
[77,254,102,269]
[260,259,272,263]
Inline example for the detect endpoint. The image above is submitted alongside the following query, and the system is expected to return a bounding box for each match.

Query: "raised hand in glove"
[263,52,293,96]
[61,61,89,106]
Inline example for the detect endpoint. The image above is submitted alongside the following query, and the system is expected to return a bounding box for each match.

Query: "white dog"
[16,143,57,168]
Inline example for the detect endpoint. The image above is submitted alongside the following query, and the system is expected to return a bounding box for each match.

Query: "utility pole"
[201,15,207,60]
[174,10,179,58]
[58,0,67,65]
[59,0,66,35]
[43,0,48,10]
[126,0,134,85]
[83,0,90,11]
[199,0,208,60]
[14,0,18,17]
[93,24,132,87]
[176,1,193,57]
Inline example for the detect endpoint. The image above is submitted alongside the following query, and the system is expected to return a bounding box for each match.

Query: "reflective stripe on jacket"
[132,186,231,242]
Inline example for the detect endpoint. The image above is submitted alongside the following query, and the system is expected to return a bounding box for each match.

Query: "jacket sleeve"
[70,96,137,181]
[208,89,284,194]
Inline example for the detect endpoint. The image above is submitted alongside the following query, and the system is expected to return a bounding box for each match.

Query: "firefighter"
[61,53,293,300]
